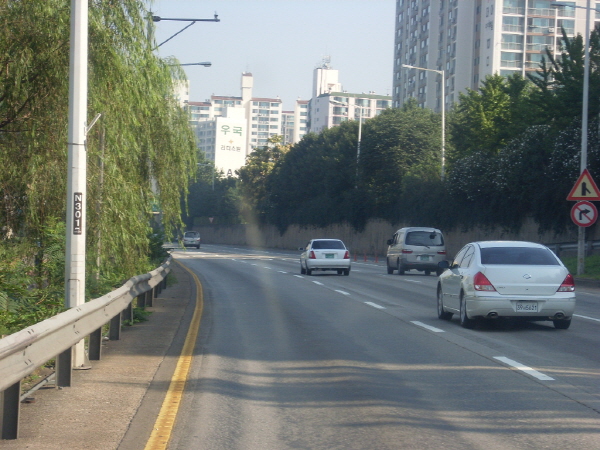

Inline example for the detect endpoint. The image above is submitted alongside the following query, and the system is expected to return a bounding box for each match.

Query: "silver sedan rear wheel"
[459,293,475,329]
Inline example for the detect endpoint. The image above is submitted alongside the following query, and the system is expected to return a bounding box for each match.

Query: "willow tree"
[0,0,197,306]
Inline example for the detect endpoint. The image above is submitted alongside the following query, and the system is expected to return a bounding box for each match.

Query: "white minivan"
[386,227,446,276]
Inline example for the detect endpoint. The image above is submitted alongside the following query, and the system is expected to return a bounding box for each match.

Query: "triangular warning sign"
[567,169,600,201]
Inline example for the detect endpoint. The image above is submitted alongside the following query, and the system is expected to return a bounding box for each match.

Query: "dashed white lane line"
[365,302,385,309]
[278,271,287,274]
[312,281,324,286]
[335,290,351,296]
[493,357,554,381]
[294,275,304,279]
[411,321,444,332]
[574,314,600,323]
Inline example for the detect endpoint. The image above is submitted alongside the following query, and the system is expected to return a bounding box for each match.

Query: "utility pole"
[65,0,89,369]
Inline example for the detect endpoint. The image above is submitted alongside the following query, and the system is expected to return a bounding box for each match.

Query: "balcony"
[501,60,523,68]
[502,42,524,51]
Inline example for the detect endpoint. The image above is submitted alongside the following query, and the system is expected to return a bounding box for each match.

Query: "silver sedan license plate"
[516,301,538,312]
[325,253,335,259]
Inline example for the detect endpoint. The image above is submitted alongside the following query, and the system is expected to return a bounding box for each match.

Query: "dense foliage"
[0,0,197,334]
[228,26,600,238]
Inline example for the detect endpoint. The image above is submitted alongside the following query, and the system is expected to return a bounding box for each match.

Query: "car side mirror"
[298,247,305,251]
[386,239,393,246]
[438,260,450,270]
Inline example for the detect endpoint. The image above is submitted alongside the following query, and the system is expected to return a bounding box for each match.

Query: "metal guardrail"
[546,240,600,256]
[0,256,172,440]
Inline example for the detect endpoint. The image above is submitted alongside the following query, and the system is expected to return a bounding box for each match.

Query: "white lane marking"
[574,314,600,323]
[312,281,324,285]
[403,279,423,284]
[365,302,385,309]
[294,275,304,279]
[278,271,287,274]
[263,266,271,269]
[335,290,350,296]
[251,264,257,266]
[493,357,554,381]
[411,321,444,332]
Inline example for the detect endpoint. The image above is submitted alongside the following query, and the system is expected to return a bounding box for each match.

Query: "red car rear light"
[402,249,413,254]
[309,251,316,259]
[473,272,496,291]
[343,250,350,259]
[557,274,575,292]
[437,251,446,255]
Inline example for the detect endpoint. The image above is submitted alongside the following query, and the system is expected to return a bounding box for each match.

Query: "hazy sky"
[150,0,395,110]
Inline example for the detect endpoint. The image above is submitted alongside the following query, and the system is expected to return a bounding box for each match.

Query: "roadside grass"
[561,254,600,280]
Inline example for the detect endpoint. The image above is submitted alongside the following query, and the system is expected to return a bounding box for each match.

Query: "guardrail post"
[88,327,102,361]
[146,288,153,308]
[109,312,121,341]
[137,293,145,308]
[122,300,133,324]
[1,381,20,439]
[56,347,72,387]
[162,276,167,290]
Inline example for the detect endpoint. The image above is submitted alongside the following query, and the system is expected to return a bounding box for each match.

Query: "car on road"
[386,227,446,276]
[436,241,576,329]
[183,231,201,249]
[300,239,351,276]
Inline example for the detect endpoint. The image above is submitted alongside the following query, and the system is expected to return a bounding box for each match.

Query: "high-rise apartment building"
[308,59,392,134]
[393,0,600,112]
[187,73,310,177]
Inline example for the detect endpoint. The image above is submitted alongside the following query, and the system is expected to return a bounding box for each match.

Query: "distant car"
[300,239,351,276]
[436,241,576,329]
[183,231,201,249]
[386,227,446,275]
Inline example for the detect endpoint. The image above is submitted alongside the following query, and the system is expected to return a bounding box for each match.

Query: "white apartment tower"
[393,0,600,112]
[309,59,392,134]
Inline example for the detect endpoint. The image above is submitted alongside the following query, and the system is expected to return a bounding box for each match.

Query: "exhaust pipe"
[554,313,565,320]
[487,312,499,319]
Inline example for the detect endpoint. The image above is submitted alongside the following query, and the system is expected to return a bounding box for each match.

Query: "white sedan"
[300,239,351,276]
[436,241,576,329]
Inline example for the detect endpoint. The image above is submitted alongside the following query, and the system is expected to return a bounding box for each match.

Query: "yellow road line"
[144,260,203,450]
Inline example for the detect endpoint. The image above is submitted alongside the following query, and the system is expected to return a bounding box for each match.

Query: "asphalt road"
[168,244,600,450]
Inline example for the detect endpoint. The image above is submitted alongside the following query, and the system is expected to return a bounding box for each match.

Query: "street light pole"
[552,1,593,275]
[198,163,215,190]
[356,104,363,187]
[401,64,446,181]
[152,14,220,48]
[330,99,362,187]
[178,62,212,67]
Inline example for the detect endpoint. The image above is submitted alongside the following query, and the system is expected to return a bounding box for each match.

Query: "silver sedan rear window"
[480,247,559,265]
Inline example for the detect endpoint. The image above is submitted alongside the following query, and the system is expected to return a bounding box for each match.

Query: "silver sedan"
[437,241,576,329]
[300,239,351,276]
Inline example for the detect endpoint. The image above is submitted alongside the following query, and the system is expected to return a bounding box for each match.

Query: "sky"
[149,0,396,110]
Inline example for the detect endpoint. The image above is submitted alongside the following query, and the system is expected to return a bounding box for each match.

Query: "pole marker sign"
[73,192,83,235]
[567,169,600,201]
[571,201,598,227]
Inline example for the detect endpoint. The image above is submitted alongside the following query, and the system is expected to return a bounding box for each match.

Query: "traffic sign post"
[567,169,600,276]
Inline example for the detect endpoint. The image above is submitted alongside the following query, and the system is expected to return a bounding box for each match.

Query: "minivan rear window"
[405,231,444,246]
[480,247,560,265]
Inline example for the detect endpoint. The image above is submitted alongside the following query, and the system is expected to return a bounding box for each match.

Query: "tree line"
[0,0,198,333]
[186,27,600,238]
